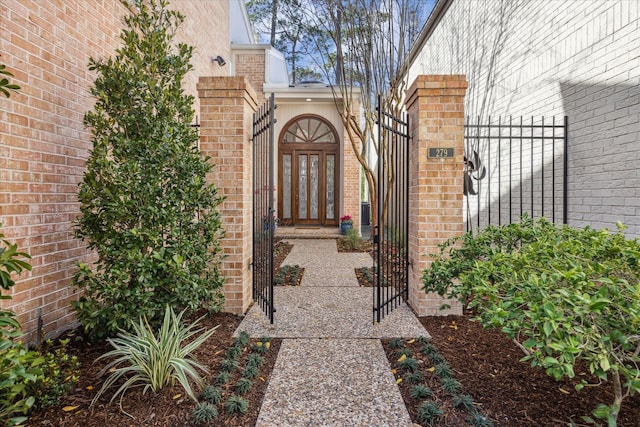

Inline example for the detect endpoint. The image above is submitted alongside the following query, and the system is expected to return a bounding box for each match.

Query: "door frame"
[278,114,340,226]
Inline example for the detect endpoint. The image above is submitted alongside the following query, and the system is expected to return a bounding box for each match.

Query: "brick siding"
[408,0,640,236]
[0,0,232,342]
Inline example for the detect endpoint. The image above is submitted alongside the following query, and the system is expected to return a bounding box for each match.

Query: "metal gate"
[374,98,409,324]
[252,94,276,323]
[464,116,568,231]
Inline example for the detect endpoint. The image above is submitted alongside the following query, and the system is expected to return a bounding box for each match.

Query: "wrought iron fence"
[252,94,276,323]
[374,98,409,324]
[464,116,568,231]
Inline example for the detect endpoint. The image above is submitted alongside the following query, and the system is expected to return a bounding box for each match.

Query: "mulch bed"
[418,314,640,426]
[27,313,282,426]
[336,236,373,253]
[27,241,298,426]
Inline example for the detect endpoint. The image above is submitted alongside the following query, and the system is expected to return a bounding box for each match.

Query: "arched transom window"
[282,116,338,144]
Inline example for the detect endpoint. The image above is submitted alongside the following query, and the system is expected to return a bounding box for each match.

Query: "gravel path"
[235,238,427,426]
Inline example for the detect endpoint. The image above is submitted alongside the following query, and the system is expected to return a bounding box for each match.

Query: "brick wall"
[405,75,466,316]
[233,50,266,103]
[197,77,256,315]
[408,0,640,236]
[0,0,232,341]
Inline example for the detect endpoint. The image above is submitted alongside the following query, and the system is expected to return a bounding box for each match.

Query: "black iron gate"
[252,94,276,323]
[374,98,409,324]
[464,116,568,231]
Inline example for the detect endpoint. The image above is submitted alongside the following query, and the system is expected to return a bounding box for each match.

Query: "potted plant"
[340,215,353,235]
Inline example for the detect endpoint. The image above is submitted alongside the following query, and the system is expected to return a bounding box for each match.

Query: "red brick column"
[197,77,257,315]
[405,75,467,316]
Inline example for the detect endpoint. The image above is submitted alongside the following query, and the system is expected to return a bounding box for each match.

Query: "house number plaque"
[428,147,454,158]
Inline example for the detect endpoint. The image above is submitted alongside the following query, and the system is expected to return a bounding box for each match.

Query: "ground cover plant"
[73,0,225,340]
[383,337,492,426]
[423,216,640,426]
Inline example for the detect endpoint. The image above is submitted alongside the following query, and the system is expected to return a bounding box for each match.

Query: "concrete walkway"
[234,239,428,427]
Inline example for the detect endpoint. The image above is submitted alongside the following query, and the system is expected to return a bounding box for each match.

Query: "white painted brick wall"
[409,0,640,236]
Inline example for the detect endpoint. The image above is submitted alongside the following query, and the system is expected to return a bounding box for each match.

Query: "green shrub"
[440,377,462,395]
[72,0,225,341]
[242,364,259,379]
[405,371,424,384]
[235,331,250,348]
[247,354,264,369]
[27,339,80,410]
[215,372,231,386]
[343,228,362,250]
[91,305,218,406]
[409,384,433,399]
[434,362,453,379]
[219,358,238,373]
[398,357,418,372]
[416,401,443,426]
[452,393,474,411]
[235,377,253,394]
[0,64,20,97]
[224,395,248,415]
[0,226,43,426]
[468,411,494,427]
[199,385,223,404]
[0,311,43,426]
[191,402,218,424]
[423,216,640,425]
[388,338,404,349]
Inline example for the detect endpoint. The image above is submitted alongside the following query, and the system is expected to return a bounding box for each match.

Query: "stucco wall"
[0,0,233,341]
[408,0,640,236]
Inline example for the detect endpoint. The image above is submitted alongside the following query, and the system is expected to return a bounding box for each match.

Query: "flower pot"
[340,223,353,235]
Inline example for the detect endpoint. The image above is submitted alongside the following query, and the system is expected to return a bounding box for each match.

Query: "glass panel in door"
[310,155,319,220]
[283,155,291,220]
[298,155,307,219]
[326,154,335,220]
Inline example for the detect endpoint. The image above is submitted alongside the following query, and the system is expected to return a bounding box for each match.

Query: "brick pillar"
[405,75,467,316]
[197,77,257,315]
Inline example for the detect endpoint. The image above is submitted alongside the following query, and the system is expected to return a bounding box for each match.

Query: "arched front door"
[279,115,339,226]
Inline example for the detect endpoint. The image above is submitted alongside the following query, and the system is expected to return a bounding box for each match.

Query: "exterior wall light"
[211,55,226,66]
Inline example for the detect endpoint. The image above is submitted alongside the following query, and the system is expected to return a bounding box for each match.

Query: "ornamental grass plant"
[91,305,218,406]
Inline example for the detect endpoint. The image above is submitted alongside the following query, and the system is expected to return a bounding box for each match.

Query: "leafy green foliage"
[220,358,238,373]
[396,348,411,358]
[398,357,418,372]
[191,402,218,424]
[224,395,248,415]
[440,377,462,395]
[215,371,231,386]
[235,377,253,395]
[0,227,43,426]
[409,384,433,399]
[0,64,20,97]
[246,354,264,369]
[405,371,424,384]
[343,228,362,250]
[235,331,250,348]
[91,305,218,406]
[27,339,80,410]
[242,364,259,380]
[0,310,43,426]
[434,362,453,379]
[199,385,223,405]
[423,216,640,425]
[72,0,224,340]
[416,401,443,426]
[0,227,32,293]
[388,338,404,349]
[452,393,474,411]
[468,411,494,427]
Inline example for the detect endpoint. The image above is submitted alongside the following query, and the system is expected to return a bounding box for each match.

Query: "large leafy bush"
[73,0,225,340]
[423,216,640,425]
[0,227,43,426]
